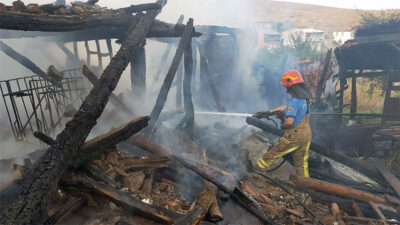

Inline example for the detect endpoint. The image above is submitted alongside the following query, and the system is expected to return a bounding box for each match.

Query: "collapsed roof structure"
[0,1,399,225]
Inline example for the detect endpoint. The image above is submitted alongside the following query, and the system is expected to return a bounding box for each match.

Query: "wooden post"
[73,42,79,58]
[183,36,194,137]
[95,39,103,69]
[146,18,194,134]
[106,39,113,60]
[130,46,147,98]
[175,61,183,108]
[0,5,161,224]
[334,47,346,114]
[84,40,91,66]
[350,71,357,118]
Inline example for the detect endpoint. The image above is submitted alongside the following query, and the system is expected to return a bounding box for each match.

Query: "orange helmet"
[281,70,304,88]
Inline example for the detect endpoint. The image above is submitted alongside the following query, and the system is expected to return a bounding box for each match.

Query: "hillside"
[248,0,368,32]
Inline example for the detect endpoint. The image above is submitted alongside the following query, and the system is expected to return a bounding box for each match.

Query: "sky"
[275,0,400,10]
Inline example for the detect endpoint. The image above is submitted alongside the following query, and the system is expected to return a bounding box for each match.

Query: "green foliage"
[365,76,387,98]
[253,33,322,73]
[359,10,400,29]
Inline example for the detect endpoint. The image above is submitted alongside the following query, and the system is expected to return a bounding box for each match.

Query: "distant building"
[282,28,325,51]
[253,21,283,49]
[333,31,354,44]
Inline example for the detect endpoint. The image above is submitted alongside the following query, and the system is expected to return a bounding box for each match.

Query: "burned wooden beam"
[75,117,150,166]
[82,65,135,117]
[372,158,400,198]
[0,40,55,84]
[153,16,184,83]
[34,116,150,167]
[315,49,332,104]
[43,197,85,225]
[146,18,194,134]
[0,5,161,224]
[350,199,364,217]
[120,156,170,170]
[61,173,182,224]
[175,60,183,108]
[120,3,162,13]
[290,175,388,205]
[368,201,388,223]
[173,184,216,225]
[0,3,161,32]
[182,36,195,137]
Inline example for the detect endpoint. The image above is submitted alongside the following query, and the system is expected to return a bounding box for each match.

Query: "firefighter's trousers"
[257,114,312,177]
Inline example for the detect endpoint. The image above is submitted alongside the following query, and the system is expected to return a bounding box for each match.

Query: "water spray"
[194,111,253,117]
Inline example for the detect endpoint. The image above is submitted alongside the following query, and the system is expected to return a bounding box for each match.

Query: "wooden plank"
[351,199,364,217]
[290,175,388,205]
[371,158,400,197]
[368,201,388,225]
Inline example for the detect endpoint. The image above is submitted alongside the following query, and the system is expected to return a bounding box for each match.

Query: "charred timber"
[173,184,216,225]
[315,49,332,104]
[0,5,160,224]
[0,3,161,32]
[42,198,85,225]
[372,158,400,197]
[82,65,135,117]
[290,175,389,205]
[147,18,194,133]
[182,36,195,136]
[34,116,150,167]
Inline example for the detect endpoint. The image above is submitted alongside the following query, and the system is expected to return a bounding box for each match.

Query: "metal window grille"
[0,68,90,141]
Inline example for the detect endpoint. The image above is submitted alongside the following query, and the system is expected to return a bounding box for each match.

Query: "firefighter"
[253,70,313,177]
